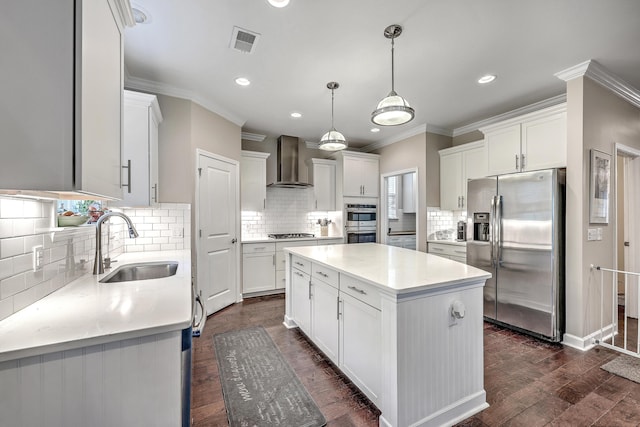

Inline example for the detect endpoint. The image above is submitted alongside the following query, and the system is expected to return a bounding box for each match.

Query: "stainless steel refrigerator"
[466,168,565,341]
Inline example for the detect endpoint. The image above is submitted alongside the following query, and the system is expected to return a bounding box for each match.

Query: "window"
[387,176,398,220]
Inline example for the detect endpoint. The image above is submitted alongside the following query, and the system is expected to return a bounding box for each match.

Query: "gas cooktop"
[268,233,315,239]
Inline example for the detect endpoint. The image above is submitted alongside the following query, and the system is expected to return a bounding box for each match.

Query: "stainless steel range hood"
[268,135,313,188]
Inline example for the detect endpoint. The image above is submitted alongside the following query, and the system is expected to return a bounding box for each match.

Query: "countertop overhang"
[285,243,490,295]
[0,250,192,363]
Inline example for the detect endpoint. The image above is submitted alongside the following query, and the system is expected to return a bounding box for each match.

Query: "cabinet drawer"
[428,242,466,258]
[312,263,339,289]
[291,256,311,274]
[243,243,275,254]
[276,241,316,271]
[340,274,381,310]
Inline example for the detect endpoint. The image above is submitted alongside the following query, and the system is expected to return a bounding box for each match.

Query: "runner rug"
[213,326,326,427]
[601,354,640,384]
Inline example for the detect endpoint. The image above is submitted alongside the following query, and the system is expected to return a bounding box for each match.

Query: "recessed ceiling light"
[478,74,497,84]
[290,112,302,118]
[235,77,251,86]
[267,0,290,8]
[370,128,380,133]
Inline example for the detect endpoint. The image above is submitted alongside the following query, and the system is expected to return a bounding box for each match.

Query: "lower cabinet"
[242,243,275,294]
[310,278,340,365]
[428,242,467,263]
[340,292,382,403]
[387,234,416,249]
[289,258,381,406]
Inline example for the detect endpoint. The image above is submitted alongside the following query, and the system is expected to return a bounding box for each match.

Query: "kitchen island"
[0,250,192,427]
[283,243,491,427]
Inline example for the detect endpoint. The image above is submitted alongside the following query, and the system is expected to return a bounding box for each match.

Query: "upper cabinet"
[112,90,163,207]
[402,172,416,213]
[481,104,567,176]
[0,0,133,199]
[306,159,336,211]
[333,152,380,199]
[241,151,270,211]
[439,141,486,211]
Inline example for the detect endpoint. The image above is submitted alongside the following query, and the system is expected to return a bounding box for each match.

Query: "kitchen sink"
[99,261,178,283]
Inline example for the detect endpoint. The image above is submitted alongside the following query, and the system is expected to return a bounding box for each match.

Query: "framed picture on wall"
[589,149,611,224]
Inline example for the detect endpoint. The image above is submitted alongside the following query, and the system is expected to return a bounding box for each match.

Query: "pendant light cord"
[331,87,335,129]
[390,37,395,93]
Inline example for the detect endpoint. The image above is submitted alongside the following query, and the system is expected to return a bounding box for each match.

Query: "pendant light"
[371,24,415,126]
[319,82,348,151]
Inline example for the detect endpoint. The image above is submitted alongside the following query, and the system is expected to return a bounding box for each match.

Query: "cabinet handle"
[254,246,267,250]
[347,285,367,295]
[294,271,304,278]
[294,261,304,267]
[431,247,444,252]
[122,159,132,193]
[273,254,275,265]
[521,154,525,170]
[454,250,466,254]
[337,296,341,320]
[263,199,266,209]
[308,281,312,299]
[316,271,329,278]
[152,183,158,202]
[515,154,519,171]
[461,195,464,208]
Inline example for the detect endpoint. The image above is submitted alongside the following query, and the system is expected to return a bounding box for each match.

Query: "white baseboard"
[282,315,297,329]
[562,323,616,351]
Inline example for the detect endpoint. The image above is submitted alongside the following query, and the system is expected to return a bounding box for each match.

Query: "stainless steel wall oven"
[345,203,377,244]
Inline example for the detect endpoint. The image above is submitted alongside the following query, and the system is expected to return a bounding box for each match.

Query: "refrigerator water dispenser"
[473,213,490,241]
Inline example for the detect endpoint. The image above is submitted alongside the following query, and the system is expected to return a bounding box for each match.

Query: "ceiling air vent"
[230,26,260,54]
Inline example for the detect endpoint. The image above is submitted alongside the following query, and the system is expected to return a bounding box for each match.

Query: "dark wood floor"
[191,295,640,426]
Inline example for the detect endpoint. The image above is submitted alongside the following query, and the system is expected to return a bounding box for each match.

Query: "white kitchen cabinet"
[275,240,315,290]
[112,90,163,207]
[340,292,382,405]
[387,234,416,250]
[402,172,416,213]
[242,243,276,294]
[428,241,467,263]
[291,267,311,336]
[241,151,270,211]
[439,140,486,210]
[306,158,336,211]
[334,152,380,198]
[0,0,132,199]
[311,277,340,365]
[482,103,566,176]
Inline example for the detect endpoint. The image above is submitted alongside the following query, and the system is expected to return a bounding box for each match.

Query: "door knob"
[231,238,237,244]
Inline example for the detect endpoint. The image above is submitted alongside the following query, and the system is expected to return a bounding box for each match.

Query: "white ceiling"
[123,0,640,148]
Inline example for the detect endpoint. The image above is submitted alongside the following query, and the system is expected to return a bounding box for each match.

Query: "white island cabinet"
[284,243,491,427]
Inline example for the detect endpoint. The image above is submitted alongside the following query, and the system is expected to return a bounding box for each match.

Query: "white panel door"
[311,279,339,364]
[198,152,239,315]
[360,157,380,197]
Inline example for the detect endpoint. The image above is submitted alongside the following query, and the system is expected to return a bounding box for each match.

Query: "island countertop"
[285,243,490,294]
[0,250,192,363]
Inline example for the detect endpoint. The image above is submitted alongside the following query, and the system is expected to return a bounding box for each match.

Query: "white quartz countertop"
[285,243,489,294]
[0,250,192,363]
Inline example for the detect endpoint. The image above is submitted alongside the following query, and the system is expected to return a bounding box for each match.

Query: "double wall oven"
[345,203,377,244]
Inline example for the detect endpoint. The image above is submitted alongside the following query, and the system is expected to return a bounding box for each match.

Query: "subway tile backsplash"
[0,197,191,322]
[427,206,466,239]
[242,187,338,239]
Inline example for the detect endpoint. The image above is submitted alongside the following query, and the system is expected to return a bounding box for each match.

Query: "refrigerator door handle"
[490,196,496,267]
[496,195,503,267]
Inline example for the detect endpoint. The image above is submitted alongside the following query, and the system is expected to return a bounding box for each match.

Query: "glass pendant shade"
[371,91,415,126]
[319,81,347,151]
[319,129,347,151]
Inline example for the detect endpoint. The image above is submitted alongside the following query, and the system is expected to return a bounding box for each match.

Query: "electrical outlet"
[172,227,184,237]
[32,245,44,271]
[587,228,603,241]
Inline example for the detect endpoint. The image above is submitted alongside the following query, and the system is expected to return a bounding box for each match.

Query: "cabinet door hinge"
[199,229,202,238]
[198,167,202,177]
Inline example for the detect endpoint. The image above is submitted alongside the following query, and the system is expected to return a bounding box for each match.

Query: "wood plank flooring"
[191,295,640,426]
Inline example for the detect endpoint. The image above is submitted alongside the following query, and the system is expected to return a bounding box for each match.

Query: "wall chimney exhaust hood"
[268,135,313,188]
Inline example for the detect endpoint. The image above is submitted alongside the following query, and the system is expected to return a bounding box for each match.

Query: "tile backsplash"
[0,198,191,322]
[427,207,466,239]
[242,187,339,238]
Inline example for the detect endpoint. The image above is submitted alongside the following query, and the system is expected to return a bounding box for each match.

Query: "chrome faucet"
[93,212,139,274]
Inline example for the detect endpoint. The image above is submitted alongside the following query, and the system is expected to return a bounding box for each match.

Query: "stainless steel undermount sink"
[99,261,179,283]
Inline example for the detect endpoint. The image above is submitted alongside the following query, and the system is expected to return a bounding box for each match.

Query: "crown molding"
[452,94,567,137]
[425,124,453,137]
[241,132,266,142]
[360,123,428,153]
[555,59,640,109]
[124,75,246,127]
[124,89,163,122]
[111,0,136,28]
